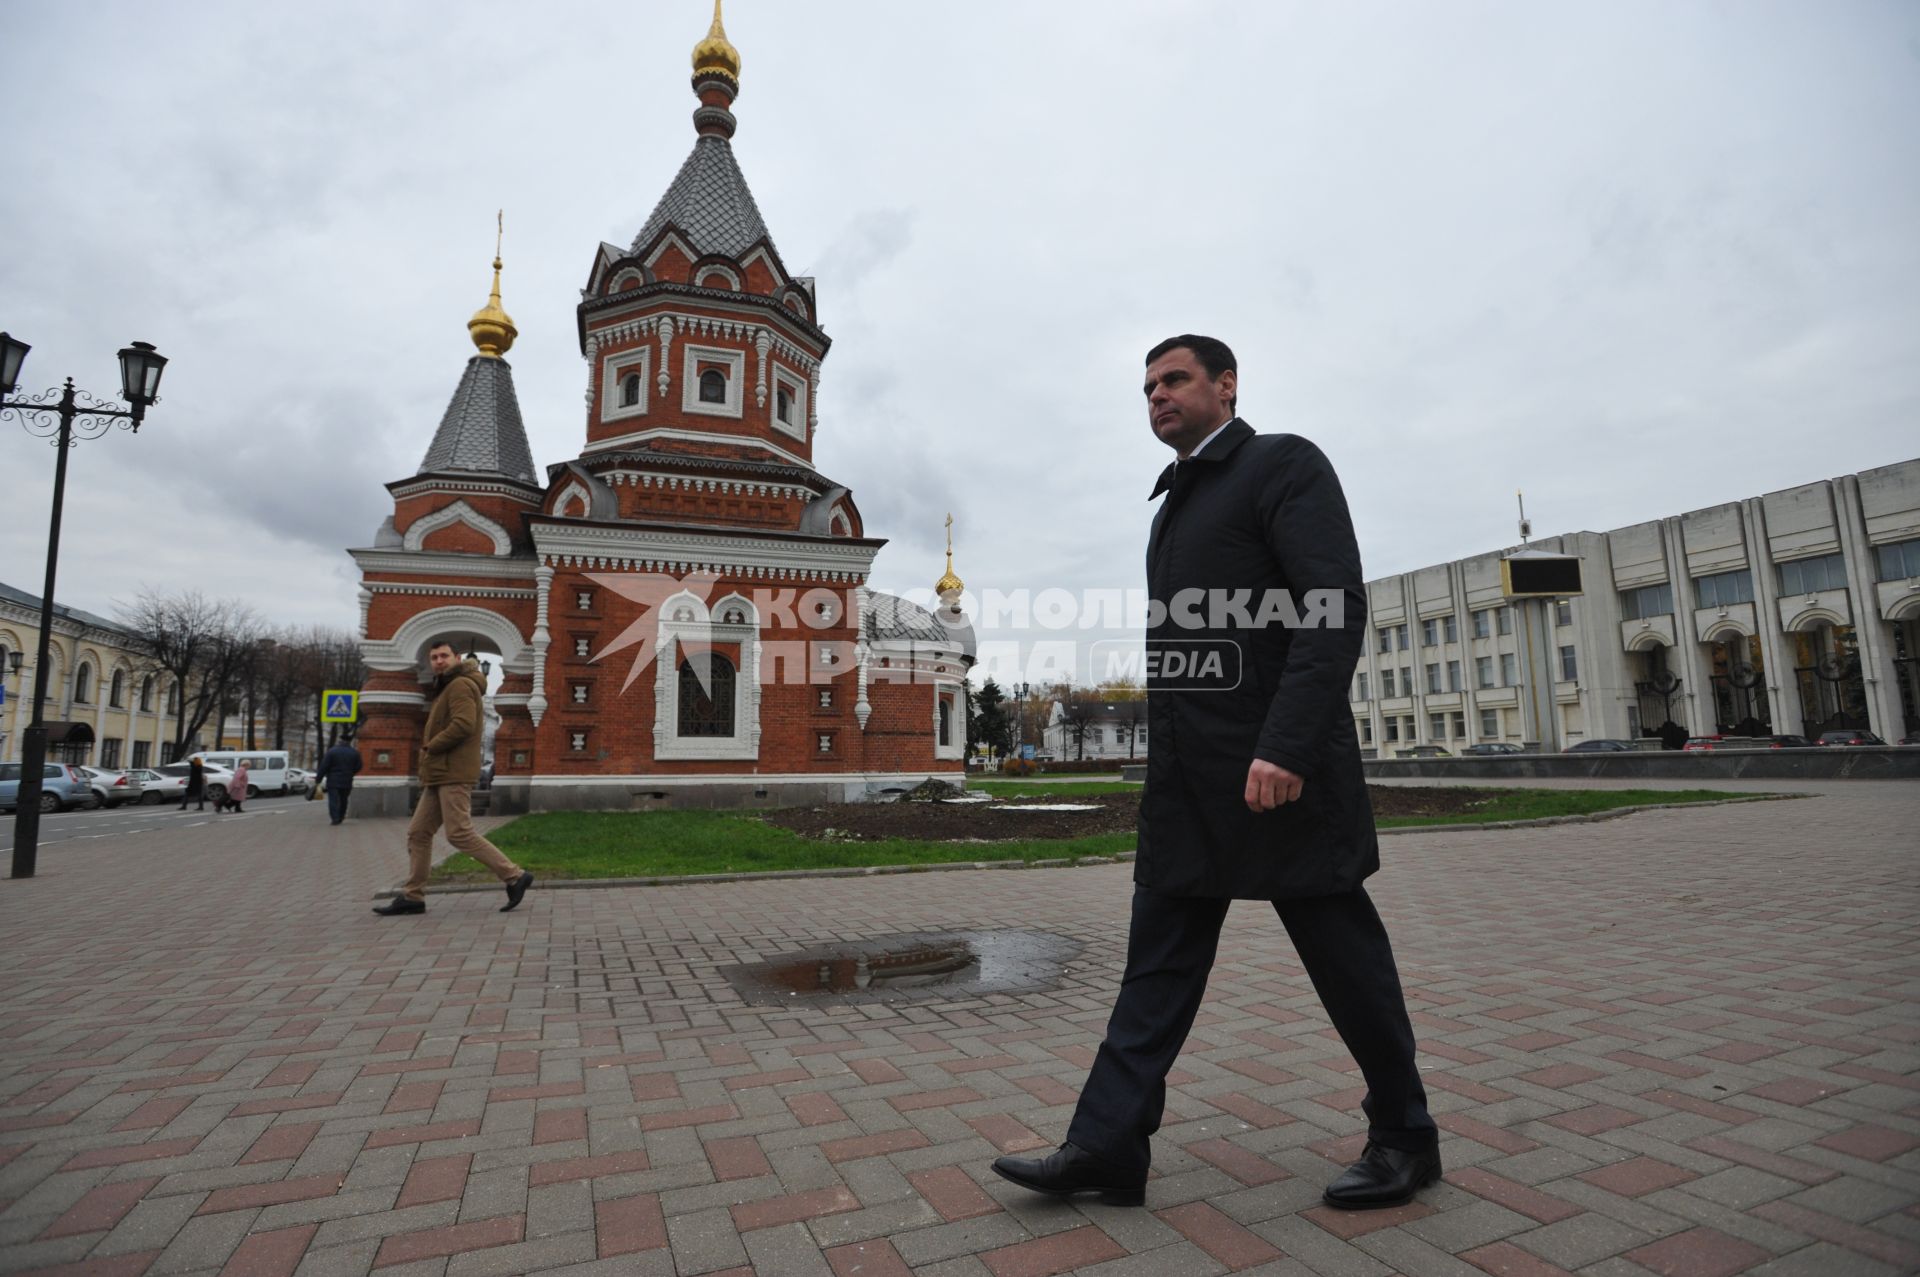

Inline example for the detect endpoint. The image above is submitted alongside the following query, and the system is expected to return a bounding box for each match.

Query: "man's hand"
[1245,759,1304,812]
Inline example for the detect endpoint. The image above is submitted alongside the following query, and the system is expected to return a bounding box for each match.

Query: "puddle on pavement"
[721,929,1082,1006]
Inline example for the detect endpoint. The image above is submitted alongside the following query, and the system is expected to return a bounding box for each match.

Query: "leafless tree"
[118,591,258,757]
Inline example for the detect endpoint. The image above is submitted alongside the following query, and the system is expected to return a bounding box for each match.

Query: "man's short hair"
[428,640,457,655]
[1145,334,1237,411]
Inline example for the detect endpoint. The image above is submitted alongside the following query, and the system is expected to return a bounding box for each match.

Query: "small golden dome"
[692,0,741,85]
[935,512,964,598]
[468,212,517,358]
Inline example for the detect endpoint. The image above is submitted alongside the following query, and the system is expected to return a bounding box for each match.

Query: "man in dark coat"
[992,335,1439,1209]
[318,736,363,825]
[178,755,207,812]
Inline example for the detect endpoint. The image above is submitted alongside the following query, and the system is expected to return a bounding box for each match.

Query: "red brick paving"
[0,779,1912,1275]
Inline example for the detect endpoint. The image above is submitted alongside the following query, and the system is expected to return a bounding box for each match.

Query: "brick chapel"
[348,4,973,815]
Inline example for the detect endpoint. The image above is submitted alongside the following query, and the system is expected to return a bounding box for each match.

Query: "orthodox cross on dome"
[936,512,965,602]
[467,210,517,359]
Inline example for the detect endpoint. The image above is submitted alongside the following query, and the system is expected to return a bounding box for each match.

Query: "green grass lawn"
[432,787,1755,882]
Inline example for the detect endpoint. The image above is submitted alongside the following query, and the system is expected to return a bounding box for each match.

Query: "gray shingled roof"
[417,356,539,485]
[630,136,777,260]
[864,591,969,648]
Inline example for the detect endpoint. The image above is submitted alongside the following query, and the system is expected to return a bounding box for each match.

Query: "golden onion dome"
[467,212,517,358]
[936,513,965,597]
[692,0,741,85]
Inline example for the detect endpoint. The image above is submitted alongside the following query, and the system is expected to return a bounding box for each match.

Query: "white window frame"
[934,690,963,760]
[681,344,746,418]
[770,363,807,441]
[652,590,761,760]
[1480,708,1500,736]
[601,348,652,423]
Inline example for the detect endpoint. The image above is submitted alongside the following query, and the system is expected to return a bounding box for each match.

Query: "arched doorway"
[1704,630,1770,735]
[1791,620,1869,738]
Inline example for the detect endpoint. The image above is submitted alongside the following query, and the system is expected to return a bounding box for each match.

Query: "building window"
[139,675,154,712]
[1377,628,1392,655]
[1777,552,1847,595]
[1475,656,1494,689]
[678,656,735,737]
[1554,599,1573,626]
[569,730,588,752]
[1355,672,1369,702]
[1443,614,1458,643]
[1480,708,1499,736]
[1876,537,1920,582]
[1401,667,1412,696]
[1425,663,1442,694]
[1360,717,1373,745]
[818,687,834,709]
[699,368,727,404]
[575,590,594,611]
[1396,624,1410,651]
[938,697,954,745]
[1451,712,1466,739]
[1560,646,1578,681]
[571,684,589,704]
[1381,668,1396,697]
[131,740,150,768]
[776,386,793,424]
[1446,660,1462,692]
[1429,713,1446,740]
[74,663,93,704]
[1472,609,1490,639]
[166,682,179,715]
[1501,653,1518,686]
[160,741,178,764]
[574,637,591,658]
[621,373,641,407]
[1385,717,1400,742]
[100,738,122,768]
[108,670,125,707]
[1620,582,1676,621]
[1694,569,1755,608]
[1421,619,1438,647]
[1497,606,1513,636]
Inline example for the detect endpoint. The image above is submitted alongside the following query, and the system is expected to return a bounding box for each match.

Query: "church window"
[678,656,735,737]
[621,373,641,407]
[721,606,746,624]
[699,369,727,404]
[938,697,953,745]
[776,387,792,424]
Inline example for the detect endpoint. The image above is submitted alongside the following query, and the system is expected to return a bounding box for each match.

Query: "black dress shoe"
[990,1142,1146,1207]
[501,871,534,913]
[372,897,426,916]
[1322,1141,1442,1210]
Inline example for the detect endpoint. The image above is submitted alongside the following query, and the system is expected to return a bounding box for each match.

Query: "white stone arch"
[552,480,592,519]
[402,500,512,556]
[608,266,648,293]
[1886,594,1920,623]
[695,263,742,291]
[652,589,761,760]
[72,647,103,705]
[829,506,853,537]
[1624,631,1671,654]
[1699,618,1753,644]
[367,605,533,677]
[1784,606,1848,633]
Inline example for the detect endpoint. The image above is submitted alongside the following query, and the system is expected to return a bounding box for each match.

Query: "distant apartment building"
[1352,458,1919,752]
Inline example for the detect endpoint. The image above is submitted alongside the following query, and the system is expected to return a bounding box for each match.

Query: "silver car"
[0,762,97,813]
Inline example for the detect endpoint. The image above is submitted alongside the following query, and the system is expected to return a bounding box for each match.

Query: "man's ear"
[1217,368,1237,408]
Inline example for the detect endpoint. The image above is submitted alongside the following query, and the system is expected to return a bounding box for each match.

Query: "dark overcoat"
[318,743,363,791]
[1136,418,1379,900]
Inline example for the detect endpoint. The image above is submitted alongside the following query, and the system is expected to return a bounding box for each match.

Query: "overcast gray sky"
[4,1,1916,684]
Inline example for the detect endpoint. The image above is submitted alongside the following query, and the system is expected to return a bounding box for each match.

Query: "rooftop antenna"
[1517,490,1531,546]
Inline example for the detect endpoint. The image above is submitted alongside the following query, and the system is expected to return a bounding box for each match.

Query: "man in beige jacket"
[374,641,534,916]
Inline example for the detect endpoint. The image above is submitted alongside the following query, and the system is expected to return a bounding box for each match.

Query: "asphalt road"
[0,790,311,854]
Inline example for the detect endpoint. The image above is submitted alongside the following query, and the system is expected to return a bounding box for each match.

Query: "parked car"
[1766,734,1816,749]
[79,766,142,807]
[0,762,97,813]
[137,763,236,805]
[1818,730,1886,747]
[193,751,292,798]
[286,767,313,796]
[1682,737,1722,752]
[1397,745,1452,758]
[1461,742,1523,756]
[1564,738,1633,753]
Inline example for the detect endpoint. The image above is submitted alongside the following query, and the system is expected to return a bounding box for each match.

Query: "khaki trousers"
[404,784,522,901]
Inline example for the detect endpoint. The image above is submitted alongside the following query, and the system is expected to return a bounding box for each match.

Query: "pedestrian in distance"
[373,641,533,916]
[179,754,207,812]
[991,335,1440,1211]
[219,760,250,814]
[318,735,363,825]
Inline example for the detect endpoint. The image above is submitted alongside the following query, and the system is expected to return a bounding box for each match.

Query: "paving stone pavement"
[0,779,1915,1276]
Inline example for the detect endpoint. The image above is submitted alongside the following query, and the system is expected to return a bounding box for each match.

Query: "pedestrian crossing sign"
[321,690,359,723]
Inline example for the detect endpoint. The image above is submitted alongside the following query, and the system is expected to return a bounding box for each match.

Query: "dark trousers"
[179,792,205,811]
[326,785,351,824]
[1066,885,1436,1173]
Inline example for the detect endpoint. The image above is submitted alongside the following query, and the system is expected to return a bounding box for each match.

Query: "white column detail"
[357,586,373,641]
[807,364,821,439]
[656,317,675,399]
[853,589,873,729]
[754,328,772,408]
[583,332,600,409]
[529,563,554,726]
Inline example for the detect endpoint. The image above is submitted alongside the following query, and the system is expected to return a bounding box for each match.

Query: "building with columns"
[0,583,177,769]
[349,5,972,815]
[1352,458,1920,753]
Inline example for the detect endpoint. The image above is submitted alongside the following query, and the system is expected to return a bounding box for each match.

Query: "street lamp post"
[1,333,169,879]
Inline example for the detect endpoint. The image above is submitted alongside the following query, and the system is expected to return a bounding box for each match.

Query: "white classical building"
[1353,457,1920,752]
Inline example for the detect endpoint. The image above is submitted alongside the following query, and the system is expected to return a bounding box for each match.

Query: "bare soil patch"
[760,785,1498,843]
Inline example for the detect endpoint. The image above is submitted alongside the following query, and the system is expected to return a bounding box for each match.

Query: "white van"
[195,751,292,799]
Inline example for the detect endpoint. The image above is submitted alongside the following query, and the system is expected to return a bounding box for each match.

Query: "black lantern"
[0,332,29,396]
[116,341,168,422]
